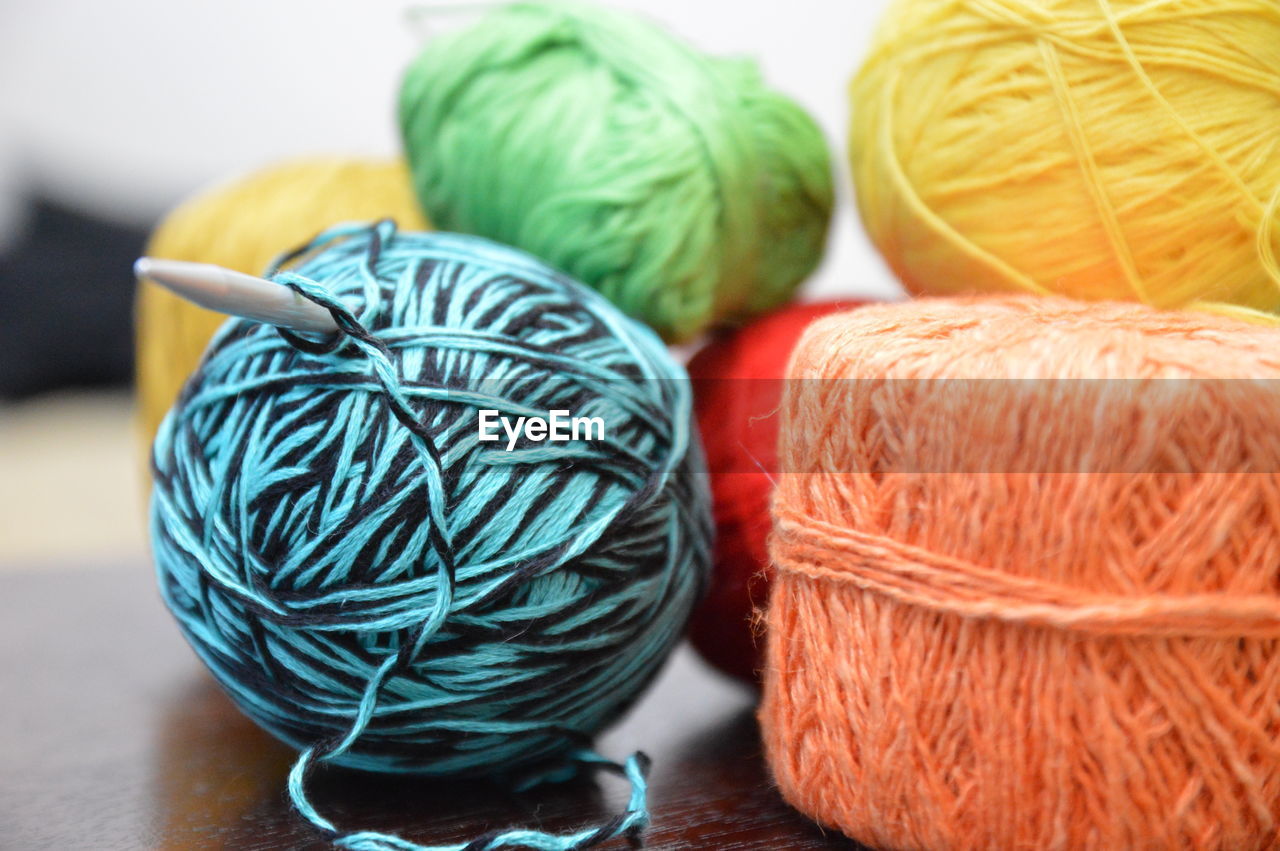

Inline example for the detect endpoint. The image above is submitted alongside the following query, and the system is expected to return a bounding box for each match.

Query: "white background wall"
[0,0,903,300]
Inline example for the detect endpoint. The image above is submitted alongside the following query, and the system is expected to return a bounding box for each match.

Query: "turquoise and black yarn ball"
[150,220,711,779]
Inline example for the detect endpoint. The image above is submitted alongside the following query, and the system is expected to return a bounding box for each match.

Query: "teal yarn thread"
[150,220,711,850]
[398,0,834,344]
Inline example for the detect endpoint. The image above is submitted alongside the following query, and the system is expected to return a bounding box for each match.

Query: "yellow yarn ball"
[136,157,428,452]
[850,0,1280,314]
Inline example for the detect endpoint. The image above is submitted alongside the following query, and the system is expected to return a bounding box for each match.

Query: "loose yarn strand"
[288,748,651,851]
[254,223,655,851]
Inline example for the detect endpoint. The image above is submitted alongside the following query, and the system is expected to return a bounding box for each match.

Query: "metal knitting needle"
[134,257,340,334]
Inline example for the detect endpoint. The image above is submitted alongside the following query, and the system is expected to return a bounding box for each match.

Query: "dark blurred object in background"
[0,196,145,399]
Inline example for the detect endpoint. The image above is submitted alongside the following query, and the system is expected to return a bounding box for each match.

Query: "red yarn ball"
[687,300,866,682]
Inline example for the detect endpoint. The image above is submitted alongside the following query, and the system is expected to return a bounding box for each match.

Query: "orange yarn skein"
[761,296,1280,850]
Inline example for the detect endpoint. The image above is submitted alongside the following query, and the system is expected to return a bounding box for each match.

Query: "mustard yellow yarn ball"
[850,0,1280,314]
[136,157,427,451]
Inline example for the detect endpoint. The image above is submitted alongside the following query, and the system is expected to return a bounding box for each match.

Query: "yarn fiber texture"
[685,301,862,683]
[850,0,1280,318]
[150,221,711,850]
[398,0,834,343]
[761,296,1280,850]
[136,157,427,450]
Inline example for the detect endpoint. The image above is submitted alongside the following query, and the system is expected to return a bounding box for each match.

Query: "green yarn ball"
[398,0,834,343]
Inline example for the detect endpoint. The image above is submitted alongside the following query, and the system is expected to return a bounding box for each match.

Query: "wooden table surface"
[0,565,862,850]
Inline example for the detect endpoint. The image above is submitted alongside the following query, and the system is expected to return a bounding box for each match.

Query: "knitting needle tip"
[133,256,340,335]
